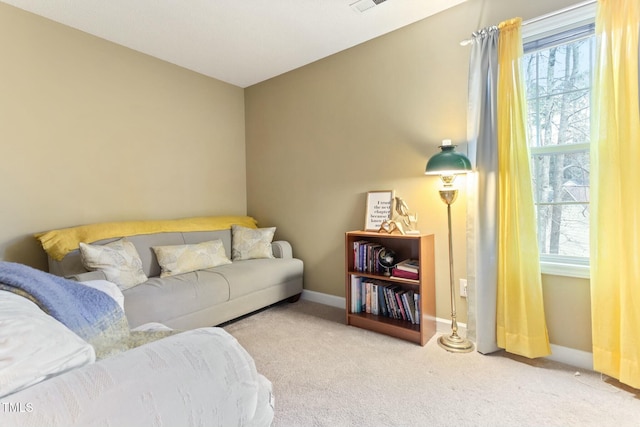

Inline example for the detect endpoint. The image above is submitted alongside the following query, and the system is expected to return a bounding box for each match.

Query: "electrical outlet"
[459,279,468,298]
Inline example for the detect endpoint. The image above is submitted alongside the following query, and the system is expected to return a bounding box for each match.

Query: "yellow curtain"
[496,18,551,358]
[591,0,640,388]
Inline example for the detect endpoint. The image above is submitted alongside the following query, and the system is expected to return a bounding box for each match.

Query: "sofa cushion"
[122,270,231,328]
[152,240,232,277]
[79,238,148,290]
[213,258,304,299]
[231,225,276,261]
[0,292,96,398]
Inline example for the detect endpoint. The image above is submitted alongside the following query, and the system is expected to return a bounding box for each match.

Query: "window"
[522,3,595,278]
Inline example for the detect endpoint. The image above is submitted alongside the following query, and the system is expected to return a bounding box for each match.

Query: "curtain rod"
[459,0,597,46]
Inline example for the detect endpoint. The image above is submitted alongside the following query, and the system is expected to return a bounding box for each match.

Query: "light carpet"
[223,300,640,427]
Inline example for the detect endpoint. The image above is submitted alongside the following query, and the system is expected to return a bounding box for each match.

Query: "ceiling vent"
[351,0,387,13]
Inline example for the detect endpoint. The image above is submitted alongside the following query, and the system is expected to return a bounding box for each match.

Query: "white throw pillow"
[79,238,148,290]
[152,239,232,277]
[231,225,276,261]
[80,279,125,311]
[0,292,95,398]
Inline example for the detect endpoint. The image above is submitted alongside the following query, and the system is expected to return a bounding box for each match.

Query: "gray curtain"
[466,26,500,354]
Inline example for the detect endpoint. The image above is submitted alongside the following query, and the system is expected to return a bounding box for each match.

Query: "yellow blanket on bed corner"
[35,216,258,261]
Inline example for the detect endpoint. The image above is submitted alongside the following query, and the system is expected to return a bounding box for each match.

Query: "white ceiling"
[3,0,466,88]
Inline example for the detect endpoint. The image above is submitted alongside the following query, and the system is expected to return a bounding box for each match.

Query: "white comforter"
[2,328,273,427]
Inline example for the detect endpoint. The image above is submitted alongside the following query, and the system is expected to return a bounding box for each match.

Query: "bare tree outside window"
[523,32,594,260]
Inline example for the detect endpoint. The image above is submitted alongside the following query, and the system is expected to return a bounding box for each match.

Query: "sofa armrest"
[2,328,272,427]
[271,240,293,259]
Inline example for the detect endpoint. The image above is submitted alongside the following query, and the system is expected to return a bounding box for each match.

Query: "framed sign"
[364,190,394,231]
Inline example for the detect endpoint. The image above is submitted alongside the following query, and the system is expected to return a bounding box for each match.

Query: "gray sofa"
[46,227,304,329]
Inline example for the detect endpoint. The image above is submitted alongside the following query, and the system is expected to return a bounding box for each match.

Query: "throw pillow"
[0,292,95,398]
[79,279,125,311]
[79,238,148,290]
[231,224,276,261]
[152,239,232,277]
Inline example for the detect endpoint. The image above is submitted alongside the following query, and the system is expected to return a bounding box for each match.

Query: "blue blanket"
[0,261,130,358]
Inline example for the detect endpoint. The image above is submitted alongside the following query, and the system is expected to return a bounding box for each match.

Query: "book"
[365,281,371,313]
[350,275,362,313]
[369,283,375,315]
[395,259,419,273]
[401,291,415,324]
[391,268,419,281]
[366,244,382,273]
[378,284,388,317]
[382,284,394,318]
[395,291,407,321]
[353,240,370,271]
[404,291,417,324]
[385,285,399,319]
[372,245,384,274]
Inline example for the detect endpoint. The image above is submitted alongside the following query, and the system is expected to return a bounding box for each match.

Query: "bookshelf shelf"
[345,231,436,346]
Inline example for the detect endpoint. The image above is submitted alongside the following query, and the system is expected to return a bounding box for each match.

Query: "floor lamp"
[425,140,474,353]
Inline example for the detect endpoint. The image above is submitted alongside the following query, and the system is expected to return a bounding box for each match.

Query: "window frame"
[522,1,596,279]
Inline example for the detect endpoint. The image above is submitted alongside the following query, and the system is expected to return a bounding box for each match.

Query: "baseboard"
[300,290,593,371]
[435,316,467,334]
[547,344,593,371]
[300,289,345,308]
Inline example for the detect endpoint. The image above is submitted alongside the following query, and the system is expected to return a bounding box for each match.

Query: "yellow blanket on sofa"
[35,216,258,261]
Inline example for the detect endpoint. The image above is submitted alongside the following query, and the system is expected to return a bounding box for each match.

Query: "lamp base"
[438,333,474,353]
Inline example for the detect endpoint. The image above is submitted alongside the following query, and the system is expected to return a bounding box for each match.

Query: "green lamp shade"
[425,144,472,175]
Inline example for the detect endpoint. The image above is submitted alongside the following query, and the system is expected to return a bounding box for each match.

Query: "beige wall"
[0,4,247,270]
[245,0,592,351]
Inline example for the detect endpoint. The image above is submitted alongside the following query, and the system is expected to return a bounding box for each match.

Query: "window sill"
[541,261,590,279]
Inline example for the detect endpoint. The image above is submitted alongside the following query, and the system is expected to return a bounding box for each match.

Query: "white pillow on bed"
[0,292,95,398]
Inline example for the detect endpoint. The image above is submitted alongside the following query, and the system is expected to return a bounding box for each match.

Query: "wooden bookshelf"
[345,231,436,346]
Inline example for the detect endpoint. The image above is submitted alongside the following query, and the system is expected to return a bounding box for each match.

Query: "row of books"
[352,240,421,281]
[352,240,386,274]
[350,275,421,324]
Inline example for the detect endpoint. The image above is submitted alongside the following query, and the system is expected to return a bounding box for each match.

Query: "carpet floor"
[223,300,640,427]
